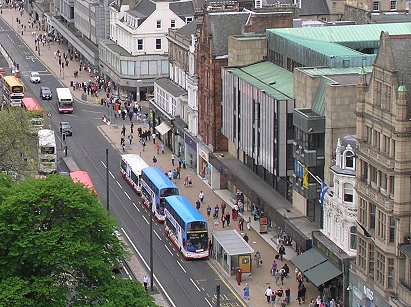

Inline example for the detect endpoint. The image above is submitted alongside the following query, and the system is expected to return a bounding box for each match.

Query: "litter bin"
[81,93,87,101]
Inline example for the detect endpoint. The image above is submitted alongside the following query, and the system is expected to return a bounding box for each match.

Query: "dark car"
[40,87,52,100]
[59,121,72,136]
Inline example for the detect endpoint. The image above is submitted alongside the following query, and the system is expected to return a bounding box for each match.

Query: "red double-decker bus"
[69,171,97,196]
[21,97,44,132]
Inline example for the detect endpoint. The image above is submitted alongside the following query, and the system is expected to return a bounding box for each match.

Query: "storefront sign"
[313,237,342,269]
[363,286,374,301]
[184,133,196,151]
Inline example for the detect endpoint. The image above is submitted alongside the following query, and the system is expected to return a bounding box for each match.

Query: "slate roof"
[169,0,194,18]
[208,12,251,57]
[155,78,187,97]
[129,0,156,18]
[265,0,329,16]
[176,19,200,40]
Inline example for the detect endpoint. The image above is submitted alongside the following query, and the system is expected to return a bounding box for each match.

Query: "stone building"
[351,32,411,307]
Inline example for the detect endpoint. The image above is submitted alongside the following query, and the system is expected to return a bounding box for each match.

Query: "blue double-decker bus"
[140,167,179,222]
[164,195,209,259]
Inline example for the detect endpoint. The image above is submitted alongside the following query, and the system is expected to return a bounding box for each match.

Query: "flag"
[319,181,328,207]
[303,167,309,189]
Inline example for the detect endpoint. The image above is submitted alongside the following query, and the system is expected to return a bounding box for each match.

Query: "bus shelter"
[212,230,254,276]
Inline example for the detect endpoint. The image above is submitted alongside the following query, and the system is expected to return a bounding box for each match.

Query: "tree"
[0,108,37,177]
[0,175,156,306]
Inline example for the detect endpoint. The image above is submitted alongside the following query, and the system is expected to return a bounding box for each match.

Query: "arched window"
[350,226,357,250]
[344,183,354,203]
[344,150,355,169]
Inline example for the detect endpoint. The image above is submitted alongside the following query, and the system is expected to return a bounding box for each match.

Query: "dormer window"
[344,150,355,169]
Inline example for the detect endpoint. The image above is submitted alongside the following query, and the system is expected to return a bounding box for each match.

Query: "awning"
[291,248,326,272]
[155,122,172,135]
[304,260,342,286]
[213,230,254,256]
[291,248,342,286]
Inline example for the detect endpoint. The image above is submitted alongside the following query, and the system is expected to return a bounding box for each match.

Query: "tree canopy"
[0,108,37,177]
[0,175,156,306]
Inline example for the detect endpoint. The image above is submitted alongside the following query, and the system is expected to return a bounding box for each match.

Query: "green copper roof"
[229,61,294,100]
[300,66,373,77]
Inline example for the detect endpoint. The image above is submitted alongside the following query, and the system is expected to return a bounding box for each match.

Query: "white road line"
[164,244,173,256]
[177,260,186,273]
[124,191,131,200]
[116,181,122,188]
[109,171,115,179]
[122,262,133,280]
[100,161,106,168]
[153,229,162,241]
[121,228,176,307]
[87,110,104,114]
[143,216,149,225]
[132,202,140,212]
[204,297,212,307]
[190,278,201,292]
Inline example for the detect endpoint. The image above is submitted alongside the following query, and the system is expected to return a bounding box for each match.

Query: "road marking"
[177,260,186,273]
[143,216,149,225]
[132,202,140,212]
[122,262,133,280]
[153,229,162,241]
[109,171,114,179]
[124,191,131,199]
[190,278,201,292]
[116,181,122,188]
[164,245,173,256]
[88,110,104,114]
[121,228,176,307]
[204,297,212,307]
[100,161,106,168]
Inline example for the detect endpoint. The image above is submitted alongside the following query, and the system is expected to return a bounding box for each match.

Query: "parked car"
[30,71,41,83]
[40,87,52,100]
[59,121,72,136]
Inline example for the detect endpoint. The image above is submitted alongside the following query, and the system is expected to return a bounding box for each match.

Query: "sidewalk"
[99,117,320,306]
[0,8,99,104]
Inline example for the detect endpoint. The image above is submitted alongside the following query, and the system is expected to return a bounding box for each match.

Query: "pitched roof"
[129,0,156,18]
[169,0,194,18]
[208,12,251,57]
[300,0,329,16]
[228,61,294,100]
[176,19,200,40]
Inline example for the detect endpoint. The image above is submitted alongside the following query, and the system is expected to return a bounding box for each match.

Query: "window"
[137,39,143,50]
[156,20,161,29]
[186,17,193,23]
[383,135,390,155]
[368,244,375,275]
[350,226,357,250]
[390,0,397,10]
[377,210,386,240]
[389,216,395,243]
[370,165,377,187]
[170,19,176,28]
[380,171,387,193]
[343,183,353,203]
[360,159,368,181]
[375,81,382,106]
[388,258,394,288]
[345,150,355,169]
[373,130,380,149]
[155,38,162,50]
[369,203,376,230]
[373,1,380,11]
[366,126,372,144]
[359,198,368,228]
[376,251,385,286]
[357,237,367,271]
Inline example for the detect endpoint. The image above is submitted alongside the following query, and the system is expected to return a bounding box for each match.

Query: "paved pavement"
[1,8,320,306]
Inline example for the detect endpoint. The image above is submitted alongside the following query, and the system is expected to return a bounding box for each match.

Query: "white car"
[30,71,40,83]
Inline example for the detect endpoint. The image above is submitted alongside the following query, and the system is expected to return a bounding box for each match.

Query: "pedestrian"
[155,143,160,154]
[121,124,126,136]
[271,260,278,276]
[143,275,149,291]
[279,244,286,261]
[120,137,125,146]
[206,205,211,218]
[152,132,156,144]
[178,156,183,168]
[225,213,231,227]
[282,263,290,278]
[176,165,181,179]
[196,199,201,210]
[243,283,250,300]
[329,299,336,307]
[285,288,291,305]
[152,155,157,166]
[188,175,192,187]
[167,170,173,180]
[161,143,165,154]
[221,202,226,215]
[247,217,251,230]
[221,215,226,228]
[275,288,284,305]
[243,233,249,243]
[239,217,244,231]
[254,251,262,268]
[214,204,219,218]
[171,153,175,166]
[141,139,146,151]
[128,133,133,145]
[130,122,134,133]
[280,268,285,284]
[275,269,281,285]
[199,191,204,203]
[122,143,125,152]
[208,239,213,257]
[265,286,273,304]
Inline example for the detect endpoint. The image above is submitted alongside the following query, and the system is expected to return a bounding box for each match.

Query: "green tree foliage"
[0,175,156,306]
[0,108,37,177]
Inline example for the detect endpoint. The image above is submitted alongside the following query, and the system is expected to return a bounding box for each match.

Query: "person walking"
[199,191,205,203]
[161,143,165,154]
[221,215,226,228]
[243,283,250,300]
[271,260,278,276]
[254,251,262,268]
[247,217,251,230]
[152,156,157,166]
[285,288,291,305]
[155,143,160,155]
[176,165,181,179]
[143,275,149,291]
[206,205,211,218]
[239,217,244,231]
[221,202,226,215]
[214,204,219,218]
[171,153,175,166]
[121,124,126,136]
[152,132,156,144]
[128,133,133,145]
[275,268,282,285]
[196,199,201,210]
[243,233,249,243]
[225,213,231,227]
[279,244,286,261]
[130,122,134,134]
[265,286,273,304]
